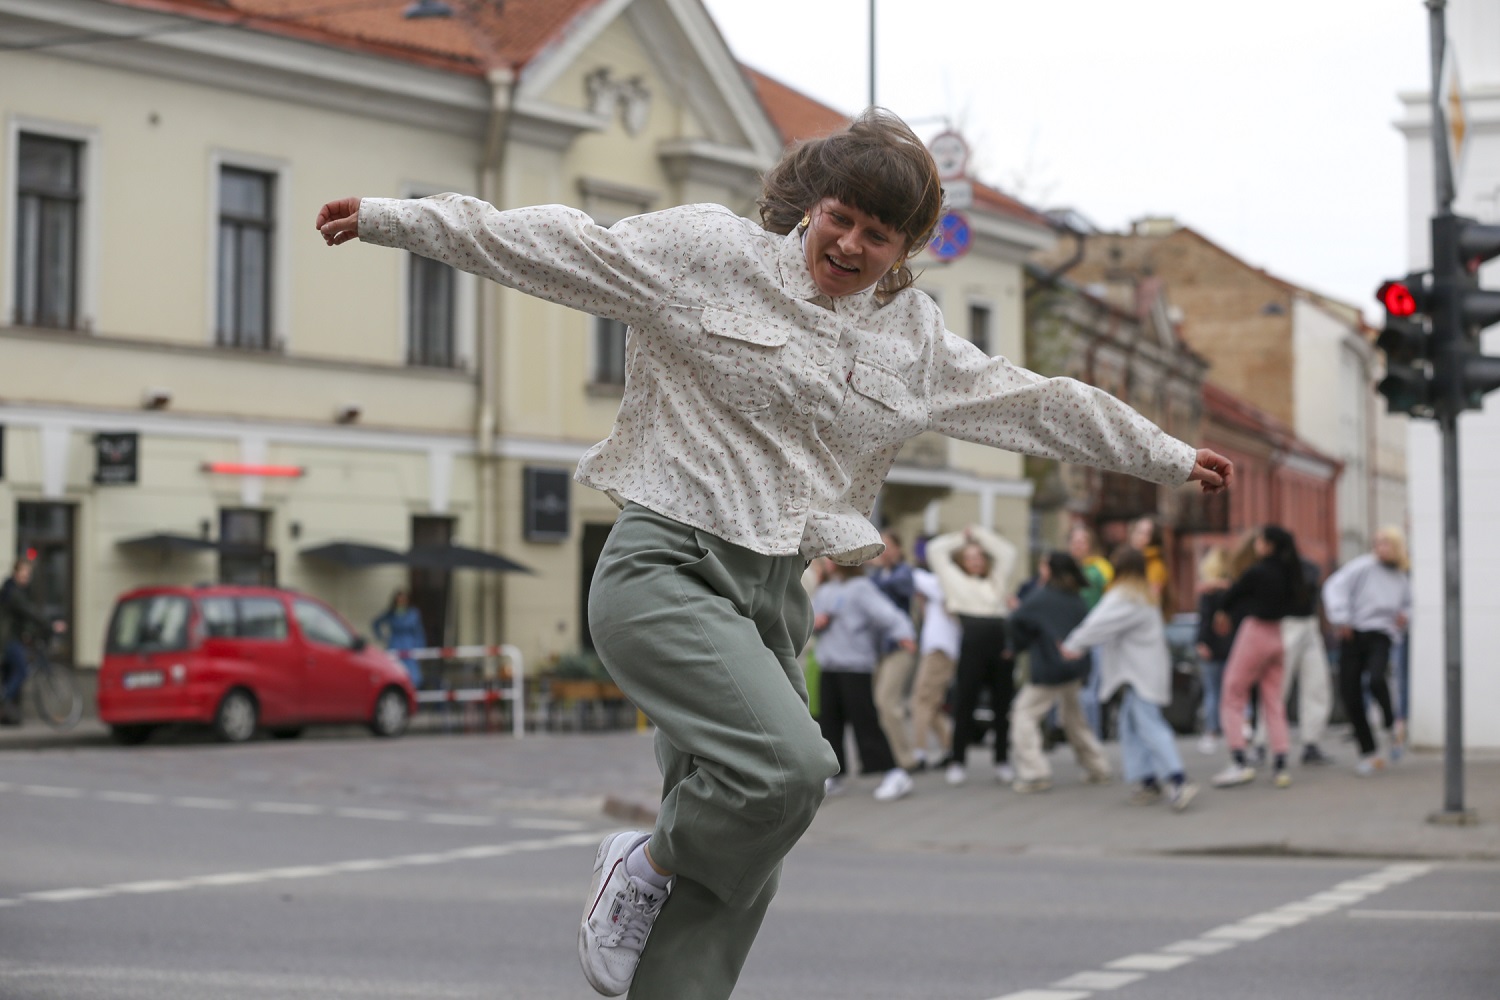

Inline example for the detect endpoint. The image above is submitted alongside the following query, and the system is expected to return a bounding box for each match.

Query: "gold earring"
[799,214,810,229]
[890,259,903,274]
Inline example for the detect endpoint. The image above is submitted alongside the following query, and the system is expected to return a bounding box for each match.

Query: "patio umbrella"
[405,543,533,574]
[118,533,219,553]
[300,541,409,568]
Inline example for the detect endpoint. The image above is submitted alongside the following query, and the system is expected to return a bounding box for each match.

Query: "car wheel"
[109,724,155,746]
[369,687,409,738]
[270,727,305,740]
[214,689,258,743]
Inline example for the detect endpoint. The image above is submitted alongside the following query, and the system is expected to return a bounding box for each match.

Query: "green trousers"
[588,504,839,999]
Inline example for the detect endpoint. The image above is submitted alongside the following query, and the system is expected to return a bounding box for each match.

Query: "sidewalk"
[4,690,1496,862]
[799,742,1500,863]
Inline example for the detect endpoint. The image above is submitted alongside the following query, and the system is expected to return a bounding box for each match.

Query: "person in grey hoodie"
[811,562,918,801]
[1007,552,1112,792]
[1322,526,1412,774]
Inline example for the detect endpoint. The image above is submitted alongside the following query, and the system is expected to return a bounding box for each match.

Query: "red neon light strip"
[201,462,305,478]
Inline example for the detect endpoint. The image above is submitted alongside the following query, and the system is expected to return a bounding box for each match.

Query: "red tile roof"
[100,0,604,74]
[742,65,1051,231]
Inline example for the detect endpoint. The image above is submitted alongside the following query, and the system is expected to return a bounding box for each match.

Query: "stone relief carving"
[585,67,651,135]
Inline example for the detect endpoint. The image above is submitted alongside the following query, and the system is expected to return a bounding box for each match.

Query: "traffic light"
[1375,273,1435,416]
[1430,215,1500,412]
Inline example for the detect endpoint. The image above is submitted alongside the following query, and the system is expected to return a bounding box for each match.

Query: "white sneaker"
[579,831,668,997]
[1355,754,1387,777]
[1211,763,1256,788]
[944,762,967,786]
[1169,781,1200,812]
[873,768,914,802]
[823,776,846,797]
[994,763,1017,784]
[1197,733,1219,755]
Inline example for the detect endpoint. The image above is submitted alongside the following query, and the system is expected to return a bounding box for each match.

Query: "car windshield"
[109,595,192,653]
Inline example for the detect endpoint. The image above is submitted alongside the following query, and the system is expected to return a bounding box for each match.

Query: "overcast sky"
[701,0,1433,317]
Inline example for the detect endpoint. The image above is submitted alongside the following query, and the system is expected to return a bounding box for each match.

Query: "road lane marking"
[1105,953,1194,972]
[250,802,325,815]
[988,862,1437,1000]
[334,807,409,820]
[422,813,497,826]
[1348,909,1500,922]
[21,784,83,798]
[1052,971,1145,990]
[1,782,579,832]
[97,791,163,804]
[1161,939,1237,956]
[0,831,599,909]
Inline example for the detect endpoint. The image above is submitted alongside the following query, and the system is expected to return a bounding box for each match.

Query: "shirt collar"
[777,228,880,317]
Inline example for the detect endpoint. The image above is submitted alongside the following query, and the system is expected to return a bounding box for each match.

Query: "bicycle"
[9,636,82,731]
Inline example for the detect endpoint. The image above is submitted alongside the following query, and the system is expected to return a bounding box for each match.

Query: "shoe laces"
[607,879,664,950]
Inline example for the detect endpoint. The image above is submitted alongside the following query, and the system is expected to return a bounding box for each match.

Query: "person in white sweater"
[1322,526,1412,774]
[927,525,1018,786]
[1062,548,1198,812]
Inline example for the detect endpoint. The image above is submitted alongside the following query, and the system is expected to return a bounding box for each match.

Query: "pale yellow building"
[2,0,1052,673]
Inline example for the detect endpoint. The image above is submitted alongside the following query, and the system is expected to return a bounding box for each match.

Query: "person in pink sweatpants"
[1211,525,1309,790]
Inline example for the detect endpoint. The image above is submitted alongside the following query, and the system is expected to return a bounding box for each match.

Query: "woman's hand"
[1189,448,1234,494]
[315,197,363,246]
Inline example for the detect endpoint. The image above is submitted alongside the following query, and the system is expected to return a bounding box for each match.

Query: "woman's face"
[1068,529,1090,561]
[802,197,907,298]
[1129,519,1154,549]
[959,544,989,577]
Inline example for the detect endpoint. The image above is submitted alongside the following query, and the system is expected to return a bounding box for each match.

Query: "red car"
[97,585,417,745]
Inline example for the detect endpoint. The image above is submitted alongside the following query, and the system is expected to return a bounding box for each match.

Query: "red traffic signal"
[1378,280,1418,317]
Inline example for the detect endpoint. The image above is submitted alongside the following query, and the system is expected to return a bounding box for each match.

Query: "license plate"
[123,671,164,690]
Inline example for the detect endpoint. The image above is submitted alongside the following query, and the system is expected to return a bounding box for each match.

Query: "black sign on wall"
[94,432,139,485]
[524,466,570,542]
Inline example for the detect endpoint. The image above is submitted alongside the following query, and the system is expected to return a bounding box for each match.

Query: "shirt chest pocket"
[694,306,794,412]
[829,357,924,448]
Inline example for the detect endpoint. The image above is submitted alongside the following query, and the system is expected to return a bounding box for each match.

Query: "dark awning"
[406,543,532,574]
[118,533,218,553]
[300,541,409,568]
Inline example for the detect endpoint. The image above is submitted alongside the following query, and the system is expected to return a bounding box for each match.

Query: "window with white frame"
[14,133,83,329]
[216,166,275,349]
[593,316,629,387]
[968,301,992,354]
[408,252,456,367]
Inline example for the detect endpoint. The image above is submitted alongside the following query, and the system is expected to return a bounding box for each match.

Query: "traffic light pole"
[1425,0,1474,823]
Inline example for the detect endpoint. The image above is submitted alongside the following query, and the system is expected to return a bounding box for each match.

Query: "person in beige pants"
[908,560,961,768]
[869,531,920,775]
[1006,553,1111,791]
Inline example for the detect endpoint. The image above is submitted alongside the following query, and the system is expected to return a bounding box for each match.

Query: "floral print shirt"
[359,195,1197,564]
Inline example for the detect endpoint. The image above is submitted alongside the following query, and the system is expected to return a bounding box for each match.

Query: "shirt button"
[817,356,832,367]
[800,404,811,415]
[790,497,807,511]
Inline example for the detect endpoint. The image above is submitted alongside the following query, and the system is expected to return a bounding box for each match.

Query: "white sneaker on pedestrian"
[1354,754,1387,777]
[823,776,846,797]
[873,768,914,802]
[579,831,668,997]
[1211,763,1256,788]
[944,762,967,786]
[1197,733,1219,755]
[994,763,1017,784]
[1169,781,1200,812]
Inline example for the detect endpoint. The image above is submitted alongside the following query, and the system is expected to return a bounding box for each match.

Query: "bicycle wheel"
[32,660,83,731]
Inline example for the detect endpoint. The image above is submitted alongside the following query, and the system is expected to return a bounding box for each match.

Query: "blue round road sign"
[929,211,971,261]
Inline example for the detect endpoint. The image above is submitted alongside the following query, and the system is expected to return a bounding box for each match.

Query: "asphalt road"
[2,734,1496,1000]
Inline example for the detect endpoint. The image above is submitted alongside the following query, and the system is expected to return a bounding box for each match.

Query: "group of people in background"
[804,515,1413,811]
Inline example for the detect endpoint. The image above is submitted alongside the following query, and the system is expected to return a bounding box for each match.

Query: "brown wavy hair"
[758,107,943,301]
